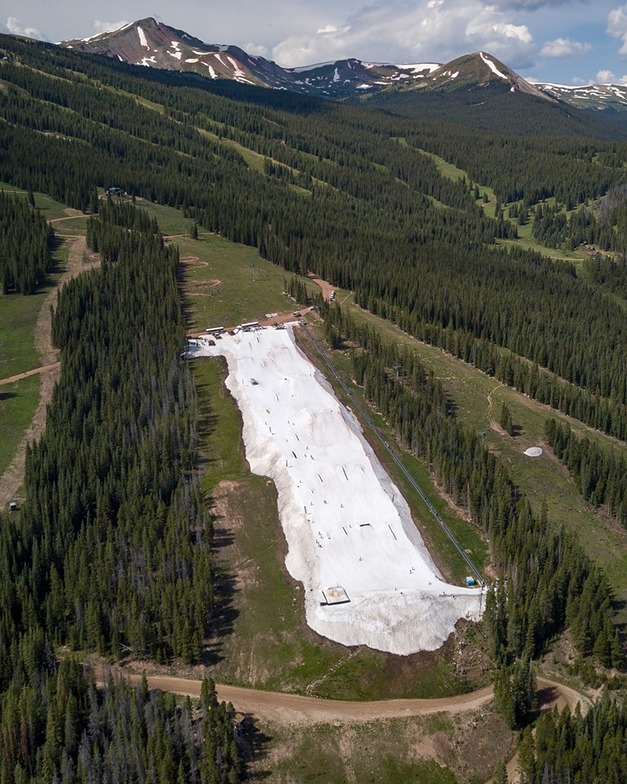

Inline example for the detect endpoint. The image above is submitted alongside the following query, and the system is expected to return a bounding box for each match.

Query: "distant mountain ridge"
[62,17,443,98]
[61,17,627,124]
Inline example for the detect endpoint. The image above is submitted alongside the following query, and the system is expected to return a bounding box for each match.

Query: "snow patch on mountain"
[396,62,440,73]
[480,51,507,80]
[137,26,149,50]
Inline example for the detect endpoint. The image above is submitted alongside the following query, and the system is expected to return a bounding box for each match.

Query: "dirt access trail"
[307,271,335,301]
[0,362,60,387]
[0,235,97,507]
[114,671,586,726]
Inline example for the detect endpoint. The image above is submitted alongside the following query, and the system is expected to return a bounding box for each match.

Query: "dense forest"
[517,693,627,783]
[544,419,627,526]
[0,190,54,294]
[0,198,245,781]
[2,35,626,446]
[0,658,241,784]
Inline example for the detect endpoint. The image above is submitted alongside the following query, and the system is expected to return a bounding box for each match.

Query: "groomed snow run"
[187,327,484,655]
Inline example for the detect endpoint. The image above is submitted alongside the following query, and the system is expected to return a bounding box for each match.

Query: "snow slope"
[188,327,483,654]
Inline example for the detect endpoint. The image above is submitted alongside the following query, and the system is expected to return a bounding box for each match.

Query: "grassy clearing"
[0,292,45,378]
[261,721,460,784]
[0,197,71,490]
[0,375,40,477]
[0,239,67,378]
[406,152,596,264]
[50,216,91,235]
[133,198,193,236]
[499,218,588,263]
[197,127,266,173]
[177,234,309,331]
[314,647,468,700]
[253,710,512,784]
[412,147,497,214]
[0,183,72,221]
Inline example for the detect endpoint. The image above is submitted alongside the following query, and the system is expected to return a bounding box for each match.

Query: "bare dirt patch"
[187,278,221,295]
[307,271,335,301]
[180,255,209,268]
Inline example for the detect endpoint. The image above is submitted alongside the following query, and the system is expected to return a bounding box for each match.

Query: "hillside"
[363,52,623,138]
[62,16,441,98]
[0,29,626,784]
[59,17,627,139]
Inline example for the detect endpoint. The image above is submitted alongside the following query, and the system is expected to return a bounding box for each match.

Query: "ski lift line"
[300,323,484,585]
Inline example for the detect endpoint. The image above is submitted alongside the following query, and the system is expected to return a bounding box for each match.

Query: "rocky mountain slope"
[62,17,627,111]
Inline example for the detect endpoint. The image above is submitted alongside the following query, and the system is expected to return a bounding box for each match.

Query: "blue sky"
[2,1,627,85]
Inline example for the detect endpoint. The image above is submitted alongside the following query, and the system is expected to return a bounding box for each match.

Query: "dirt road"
[307,271,335,301]
[0,362,60,387]
[114,672,586,726]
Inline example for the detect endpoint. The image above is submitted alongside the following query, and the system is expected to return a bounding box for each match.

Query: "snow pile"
[188,327,483,655]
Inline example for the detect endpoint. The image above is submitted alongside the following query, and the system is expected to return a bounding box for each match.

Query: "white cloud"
[540,37,592,58]
[92,20,130,36]
[243,42,268,57]
[492,0,584,7]
[596,68,627,83]
[4,16,45,40]
[272,0,535,68]
[608,4,627,56]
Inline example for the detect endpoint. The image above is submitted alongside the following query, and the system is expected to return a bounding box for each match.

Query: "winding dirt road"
[113,671,586,726]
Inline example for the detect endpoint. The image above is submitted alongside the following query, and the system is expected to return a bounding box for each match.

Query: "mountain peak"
[59,17,627,120]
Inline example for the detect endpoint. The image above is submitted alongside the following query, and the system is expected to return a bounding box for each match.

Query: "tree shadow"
[613,597,627,655]
[202,498,240,665]
[203,565,239,666]
[536,682,559,714]
[176,260,196,327]
[237,717,273,781]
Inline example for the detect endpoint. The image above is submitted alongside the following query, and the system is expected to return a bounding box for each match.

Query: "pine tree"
[500,403,514,436]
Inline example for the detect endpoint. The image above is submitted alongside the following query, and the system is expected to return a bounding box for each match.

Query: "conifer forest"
[0,31,626,783]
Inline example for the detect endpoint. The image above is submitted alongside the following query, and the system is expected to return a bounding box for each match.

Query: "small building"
[106,187,126,197]
[321,586,350,605]
[9,501,18,512]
